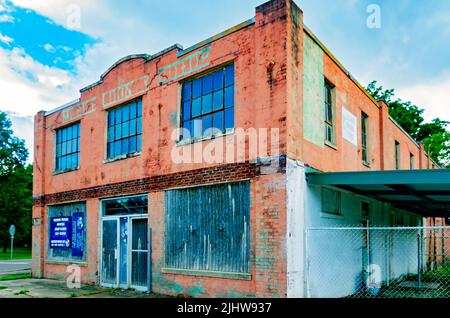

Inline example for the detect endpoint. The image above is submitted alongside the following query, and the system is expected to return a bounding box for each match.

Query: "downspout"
[378,101,385,170]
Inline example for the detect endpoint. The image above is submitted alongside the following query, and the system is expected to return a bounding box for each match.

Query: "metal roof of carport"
[306,169,450,218]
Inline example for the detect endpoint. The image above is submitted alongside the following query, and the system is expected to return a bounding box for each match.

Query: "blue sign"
[72,212,84,257]
[50,217,72,248]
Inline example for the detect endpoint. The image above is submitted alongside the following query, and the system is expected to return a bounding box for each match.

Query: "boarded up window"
[47,202,86,262]
[165,181,250,274]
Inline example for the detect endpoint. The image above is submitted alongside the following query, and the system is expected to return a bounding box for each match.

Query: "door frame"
[99,195,149,291]
[100,215,148,290]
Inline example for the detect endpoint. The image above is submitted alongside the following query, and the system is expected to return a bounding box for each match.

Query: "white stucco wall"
[286,159,307,298]
[305,184,422,298]
[285,161,423,298]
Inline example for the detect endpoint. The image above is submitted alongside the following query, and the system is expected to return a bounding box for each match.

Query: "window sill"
[52,167,80,176]
[320,212,344,219]
[176,128,235,147]
[45,260,88,267]
[324,140,337,150]
[362,161,371,168]
[103,152,141,164]
[161,268,251,280]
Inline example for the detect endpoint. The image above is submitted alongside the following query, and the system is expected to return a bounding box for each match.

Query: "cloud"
[0,13,14,22]
[396,72,450,122]
[7,111,34,162]
[43,43,56,53]
[0,46,76,116]
[9,0,104,35]
[0,2,10,12]
[0,32,13,44]
[424,10,450,36]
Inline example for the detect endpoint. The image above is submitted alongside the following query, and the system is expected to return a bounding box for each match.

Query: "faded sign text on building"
[102,75,150,109]
[158,46,211,85]
[62,98,97,124]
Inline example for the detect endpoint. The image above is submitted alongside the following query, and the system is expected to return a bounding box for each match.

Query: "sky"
[0,0,449,163]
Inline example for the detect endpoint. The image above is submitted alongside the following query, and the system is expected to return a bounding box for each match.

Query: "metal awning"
[306,169,450,217]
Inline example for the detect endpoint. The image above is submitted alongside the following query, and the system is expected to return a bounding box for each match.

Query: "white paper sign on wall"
[342,107,357,146]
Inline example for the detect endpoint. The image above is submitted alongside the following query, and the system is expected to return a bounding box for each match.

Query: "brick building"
[32,0,445,298]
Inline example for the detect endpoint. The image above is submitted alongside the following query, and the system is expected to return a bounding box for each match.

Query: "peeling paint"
[303,34,324,146]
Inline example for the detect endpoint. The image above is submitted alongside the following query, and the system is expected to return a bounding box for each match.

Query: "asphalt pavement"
[0,260,31,274]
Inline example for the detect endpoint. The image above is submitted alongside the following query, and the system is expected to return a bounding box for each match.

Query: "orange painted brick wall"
[32,0,441,297]
[32,0,297,297]
[299,33,438,173]
[301,50,383,172]
[149,173,287,298]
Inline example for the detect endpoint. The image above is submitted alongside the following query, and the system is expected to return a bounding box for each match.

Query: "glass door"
[131,218,148,290]
[101,219,118,286]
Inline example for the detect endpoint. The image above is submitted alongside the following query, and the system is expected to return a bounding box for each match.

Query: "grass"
[346,266,450,298]
[0,286,8,290]
[406,265,450,284]
[422,266,450,283]
[14,289,29,296]
[0,247,31,260]
[0,273,31,281]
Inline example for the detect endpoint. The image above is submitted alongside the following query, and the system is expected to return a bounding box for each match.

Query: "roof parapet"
[303,25,380,108]
[44,98,80,117]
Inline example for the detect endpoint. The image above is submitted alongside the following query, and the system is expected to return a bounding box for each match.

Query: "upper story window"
[395,141,401,169]
[107,99,142,160]
[361,112,369,164]
[180,64,234,141]
[55,122,80,172]
[324,80,335,144]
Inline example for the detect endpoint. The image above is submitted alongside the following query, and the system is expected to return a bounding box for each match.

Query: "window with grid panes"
[410,153,415,170]
[361,112,369,164]
[395,141,400,170]
[55,122,80,172]
[180,64,234,141]
[324,81,335,144]
[107,99,142,159]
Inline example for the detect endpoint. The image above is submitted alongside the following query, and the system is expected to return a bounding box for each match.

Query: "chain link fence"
[305,226,450,298]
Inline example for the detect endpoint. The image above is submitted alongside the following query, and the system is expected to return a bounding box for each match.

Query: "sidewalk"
[0,278,169,298]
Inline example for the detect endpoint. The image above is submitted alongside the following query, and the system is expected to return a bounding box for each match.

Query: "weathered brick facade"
[32,0,439,298]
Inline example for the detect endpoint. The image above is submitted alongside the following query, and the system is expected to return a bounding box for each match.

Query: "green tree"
[366,81,450,167]
[0,111,32,252]
[422,131,450,168]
